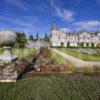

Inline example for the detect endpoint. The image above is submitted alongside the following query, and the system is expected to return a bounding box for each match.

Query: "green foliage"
[86,43,89,47]
[79,43,84,48]
[29,35,34,41]
[16,32,27,47]
[61,42,64,47]
[67,42,70,48]
[36,33,39,40]
[91,43,94,48]
[0,75,100,100]
[44,33,50,42]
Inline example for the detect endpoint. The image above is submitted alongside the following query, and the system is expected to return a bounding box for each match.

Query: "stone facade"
[50,24,67,47]
[50,25,100,47]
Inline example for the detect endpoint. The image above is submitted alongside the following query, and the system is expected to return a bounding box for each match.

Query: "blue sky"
[0,0,100,37]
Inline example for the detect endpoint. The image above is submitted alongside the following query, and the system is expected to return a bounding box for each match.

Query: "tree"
[79,43,84,48]
[29,35,34,41]
[86,43,89,47]
[36,33,39,40]
[61,42,64,47]
[91,43,94,48]
[44,33,50,42]
[67,42,70,48]
[16,32,27,48]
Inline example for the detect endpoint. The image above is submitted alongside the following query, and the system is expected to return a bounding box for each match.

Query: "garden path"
[52,48,100,67]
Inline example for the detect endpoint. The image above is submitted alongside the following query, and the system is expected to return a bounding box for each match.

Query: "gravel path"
[52,48,100,67]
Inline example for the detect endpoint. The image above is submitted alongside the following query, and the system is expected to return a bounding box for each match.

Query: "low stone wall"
[0,63,18,82]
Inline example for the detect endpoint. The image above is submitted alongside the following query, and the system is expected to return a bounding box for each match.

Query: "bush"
[79,43,84,48]
[61,42,64,47]
[16,32,27,48]
[91,43,94,48]
[67,42,70,48]
[86,43,89,47]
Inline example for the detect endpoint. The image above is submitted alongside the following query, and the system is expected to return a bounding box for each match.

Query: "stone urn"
[0,30,17,63]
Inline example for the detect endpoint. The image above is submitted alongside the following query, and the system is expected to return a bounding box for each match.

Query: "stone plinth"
[1,46,17,63]
[0,64,17,82]
[0,30,18,82]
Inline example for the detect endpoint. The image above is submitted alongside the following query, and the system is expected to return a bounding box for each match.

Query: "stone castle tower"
[50,24,67,47]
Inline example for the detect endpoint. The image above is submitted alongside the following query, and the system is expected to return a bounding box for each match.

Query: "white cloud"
[0,15,49,36]
[3,0,29,11]
[60,28,71,32]
[74,20,100,29]
[34,3,48,12]
[50,0,74,22]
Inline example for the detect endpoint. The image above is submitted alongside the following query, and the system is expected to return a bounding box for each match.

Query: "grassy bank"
[0,75,100,100]
[51,50,68,64]
[13,48,37,60]
[0,48,37,60]
[51,49,100,72]
[51,50,77,72]
[59,48,100,61]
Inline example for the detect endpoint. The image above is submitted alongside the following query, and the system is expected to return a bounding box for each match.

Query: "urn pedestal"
[0,30,18,82]
[1,46,17,63]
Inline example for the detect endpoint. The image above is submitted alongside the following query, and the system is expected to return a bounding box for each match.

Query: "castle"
[50,24,100,47]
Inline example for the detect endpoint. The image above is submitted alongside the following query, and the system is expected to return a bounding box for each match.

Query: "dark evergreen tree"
[44,33,50,42]
[91,43,94,48]
[29,35,34,41]
[67,42,70,48]
[36,33,39,40]
[16,32,27,48]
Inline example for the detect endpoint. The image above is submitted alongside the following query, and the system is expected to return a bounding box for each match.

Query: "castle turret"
[50,24,58,35]
[50,24,61,47]
[51,24,57,31]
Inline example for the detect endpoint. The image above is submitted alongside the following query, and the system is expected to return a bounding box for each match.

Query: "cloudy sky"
[0,0,100,36]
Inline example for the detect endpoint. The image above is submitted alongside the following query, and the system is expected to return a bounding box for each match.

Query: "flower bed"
[29,47,69,73]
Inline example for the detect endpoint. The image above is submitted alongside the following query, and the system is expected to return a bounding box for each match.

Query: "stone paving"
[52,48,100,67]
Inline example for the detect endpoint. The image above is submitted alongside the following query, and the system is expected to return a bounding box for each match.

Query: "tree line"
[16,32,50,48]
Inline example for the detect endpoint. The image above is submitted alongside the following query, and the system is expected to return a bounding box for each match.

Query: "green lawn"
[59,48,100,61]
[51,50,68,64]
[0,75,100,100]
[0,48,3,54]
